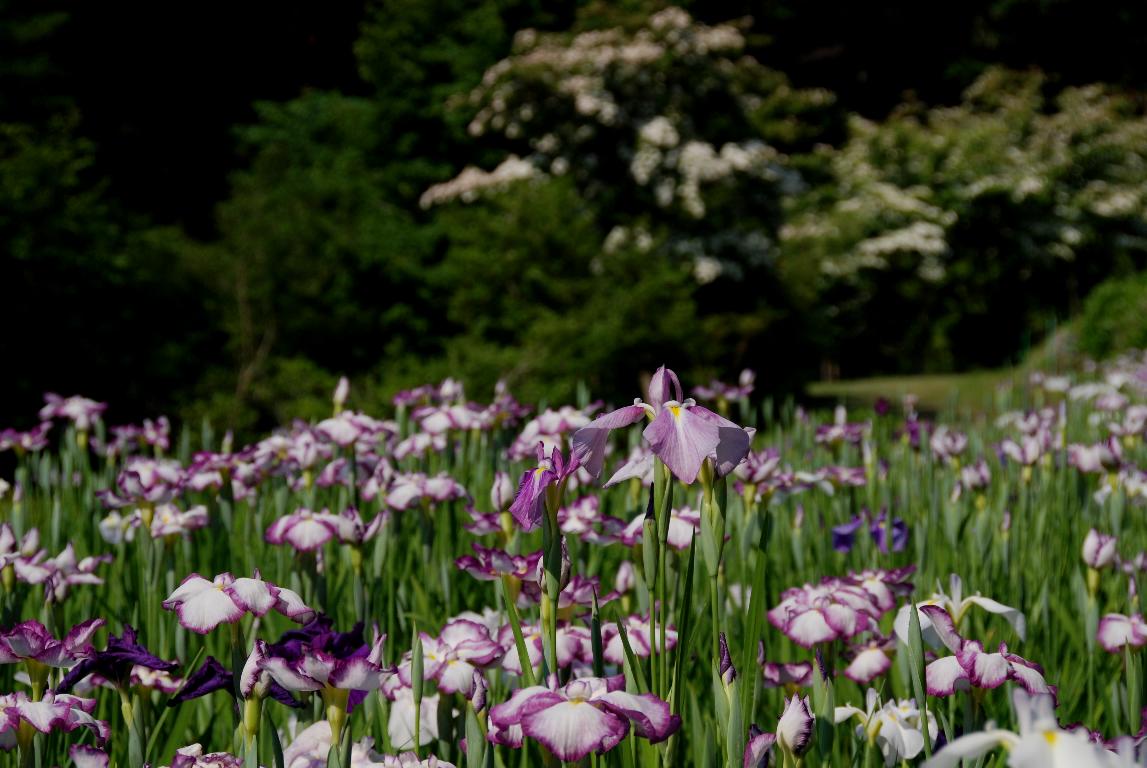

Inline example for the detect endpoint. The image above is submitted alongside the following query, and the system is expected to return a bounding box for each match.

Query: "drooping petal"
[921,730,1017,768]
[70,745,109,768]
[162,574,216,607]
[642,406,720,485]
[169,656,230,704]
[571,405,647,478]
[957,643,1009,690]
[489,686,556,729]
[436,658,480,695]
[842,647,891,684]
[273,588,315,623]
[925,656,968,697]
[961,595,1026,641]
[329,658,387,691]
[1097,613,1147,653]
[1005,655,1053,697]
[597,690,681,742]
[918,605,964,653]
[691,406,752,477]
[785,610,837,648]
[172,587,244,634]
[520,700,629,762]
[822,604,864,639]
[604,452,654,488]
[260,656,322,692]
[224,577,279,617]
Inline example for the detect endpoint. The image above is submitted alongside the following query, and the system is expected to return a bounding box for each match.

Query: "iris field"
[3,360,1147,767]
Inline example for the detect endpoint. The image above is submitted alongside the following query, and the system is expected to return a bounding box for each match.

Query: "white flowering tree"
[779,68,1147,374]
[422,7,838,288]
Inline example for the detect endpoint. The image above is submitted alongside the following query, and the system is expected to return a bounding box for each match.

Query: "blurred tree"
[420,7,841,392]
[780,69,1147,377]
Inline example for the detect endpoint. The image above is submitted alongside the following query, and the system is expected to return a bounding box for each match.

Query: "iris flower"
[743,725,777,768]
[835,689,937,766]
[1097,613,1147,653]
[757,644,813,690]
[0,619,102,701]
[572,366,752,485]
[162,571,314,634]
[97,458,184,509]
[398,619,503,696]
[768,576,886,648]
[509,443,579,531]
[929,426,968,463]
[39,394,106,432]
[455,544,540,583]
[488,677,679,761]
[920,606,1051,698]
[265,507,383,551]
[385,473,468,511]
[507,406,593,462]
[921,689,1104,768]
[893,573,1025,648]
[163,744,242,768]
[57,625,177,693]
[259,618,395,745]
[0,692,109,749]
[602,615,678,665]
[170,649,300,709]
[495,622,591,675]
[831,511,908,554]
[842,635,895,685]
[0,619,103,672]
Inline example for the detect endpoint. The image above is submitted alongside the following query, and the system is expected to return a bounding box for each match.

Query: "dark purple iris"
[831,511,908,554]
[169,656,300,709]
[57,625,177,692]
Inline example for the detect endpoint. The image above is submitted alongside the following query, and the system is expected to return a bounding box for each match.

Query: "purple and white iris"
[488,677,679,761]
[572,366,752,485]
[162,571,314,634]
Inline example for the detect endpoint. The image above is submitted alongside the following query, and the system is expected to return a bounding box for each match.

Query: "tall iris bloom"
[509,443,580,532]
[259,617,394,746]
[488,677,679,762]
[572,367,751,485]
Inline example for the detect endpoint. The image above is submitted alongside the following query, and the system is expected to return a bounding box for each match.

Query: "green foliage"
[1078,273,1147,360]
[429,176,699,404]
[178,92,438,428]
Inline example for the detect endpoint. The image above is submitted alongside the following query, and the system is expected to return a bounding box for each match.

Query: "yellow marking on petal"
[669,406,682,419]
[1044,731,1058,745]
[534,467,546,478]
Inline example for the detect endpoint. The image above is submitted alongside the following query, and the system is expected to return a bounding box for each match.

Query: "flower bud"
[333,376,349,413]
[718,632,737,686]
[490,471,514,512]
[777,694,814,758]
[470,671,488,713]
[1083,528,1118,570]
[614,560,636,594]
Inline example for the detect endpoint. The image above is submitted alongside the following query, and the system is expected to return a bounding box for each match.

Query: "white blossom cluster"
[785,68,1147,286]
[419,156,538,209]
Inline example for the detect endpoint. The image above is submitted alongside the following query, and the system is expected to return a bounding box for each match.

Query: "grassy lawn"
[806,367,1024,416]
[807,327,1083,416]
